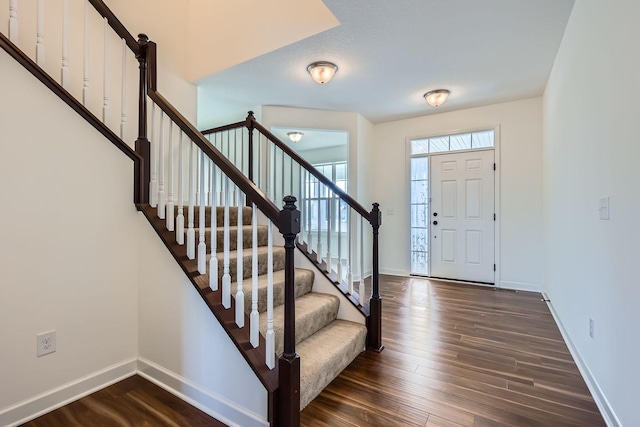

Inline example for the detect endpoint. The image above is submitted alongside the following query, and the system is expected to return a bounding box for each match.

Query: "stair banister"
[368,203,383,351]
[279,196,302,425]
[134,34,149,205]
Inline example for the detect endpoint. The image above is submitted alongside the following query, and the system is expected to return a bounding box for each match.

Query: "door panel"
[430,150,495,283]
[441,181,457,218]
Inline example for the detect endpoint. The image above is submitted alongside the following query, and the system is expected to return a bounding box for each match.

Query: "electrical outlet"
[37,330,56,357]
[589,318,595,339]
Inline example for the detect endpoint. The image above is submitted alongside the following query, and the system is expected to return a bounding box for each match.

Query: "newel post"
[134,33,150,205]
[246,111,255,184]
[367,202,384,352]
[278,196,301,426]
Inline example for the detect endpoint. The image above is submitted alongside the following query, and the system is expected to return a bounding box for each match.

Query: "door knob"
[433,212,438,217]
[433,220,438,225]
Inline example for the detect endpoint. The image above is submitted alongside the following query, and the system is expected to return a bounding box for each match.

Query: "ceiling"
[197,0,575,126]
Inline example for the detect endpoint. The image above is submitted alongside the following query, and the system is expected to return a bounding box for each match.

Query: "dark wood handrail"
[88,0,139,55]
[144,43,281,225]
[202,116,372,221]
[0,33,140,165]
[200,121,247,135]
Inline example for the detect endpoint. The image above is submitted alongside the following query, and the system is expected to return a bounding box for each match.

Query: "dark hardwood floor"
[20,375,226,427]
[21,276,605,426]
[300,275,606,427]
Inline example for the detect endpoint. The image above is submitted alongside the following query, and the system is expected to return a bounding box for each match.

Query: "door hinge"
[493,213,496,221]
[493,163,496,171]
[493,264,496,271]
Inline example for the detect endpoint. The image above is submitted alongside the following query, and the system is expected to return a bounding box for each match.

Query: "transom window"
[410,129,494,155]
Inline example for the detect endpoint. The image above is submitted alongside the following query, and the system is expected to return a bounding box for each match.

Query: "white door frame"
[405,125,501,287]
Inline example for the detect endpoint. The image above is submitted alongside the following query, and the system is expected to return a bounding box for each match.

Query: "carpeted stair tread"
[240,268,314,314]
[174,205,252,227]
[297,320,367,409]
[186,225,269,253]
[259,292,339,356]
[208,246,285,282]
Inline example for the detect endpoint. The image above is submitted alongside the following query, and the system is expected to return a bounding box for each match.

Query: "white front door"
[430,150,495,283]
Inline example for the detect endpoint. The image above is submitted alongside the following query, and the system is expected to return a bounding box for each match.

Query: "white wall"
[0,49,139,424]
[542,1,640,426]
[372,98,543,290]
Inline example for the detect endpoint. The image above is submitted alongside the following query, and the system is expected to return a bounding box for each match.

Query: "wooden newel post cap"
[371,202,382,227]
[138,33,149,44]
[279,196,301,235]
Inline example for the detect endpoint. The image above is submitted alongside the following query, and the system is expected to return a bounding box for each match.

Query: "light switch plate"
[599,197,610,220]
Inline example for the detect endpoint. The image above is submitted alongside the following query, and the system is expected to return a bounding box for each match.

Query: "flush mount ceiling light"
[423,89,450,107]
[287,131,304,143]
[307,61,338,84]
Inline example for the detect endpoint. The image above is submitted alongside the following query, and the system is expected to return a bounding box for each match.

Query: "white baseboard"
[499,280,542,293]
[542,293,621,427]
[0,358,137,427]
[379,268,406,276]
[137,358,268,427]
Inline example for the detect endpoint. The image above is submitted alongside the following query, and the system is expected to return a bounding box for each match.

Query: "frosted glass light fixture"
[287,131,304,143]
[307,61,338,84]
[424,89,450,107]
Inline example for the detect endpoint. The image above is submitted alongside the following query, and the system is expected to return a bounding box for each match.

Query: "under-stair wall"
[0,47,140,426]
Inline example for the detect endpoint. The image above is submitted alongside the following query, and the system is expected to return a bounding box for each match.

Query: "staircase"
[171,204,368,409]
[0,1,382,425]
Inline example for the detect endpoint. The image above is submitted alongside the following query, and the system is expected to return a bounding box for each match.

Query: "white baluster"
[359,216,365,306]
[250,204,259,347]
[166,122,175,231]
[157,112,166,219]
[347,209,354,295]
[316,178,323,263]
[82,0,89,106]
[102,18,109,123]
[61,0,69,88]
[337,199,343,284]
[206,160,212,206]
[176,131,185,245]
[197,151,206,274]
[195,148,200,202]
[278,150,284,204]
[298,164,305,245]
[186,141,195,259]
[265,220,275,369]
[150,103,158,207]
[36,0,44,67]
[235,188,244,327]
[8,0,18,43]
[120,38,126,139]
[209,160,218,290]
[326,196,333,273]
[222,176,231,308]
[306,171,313,254]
